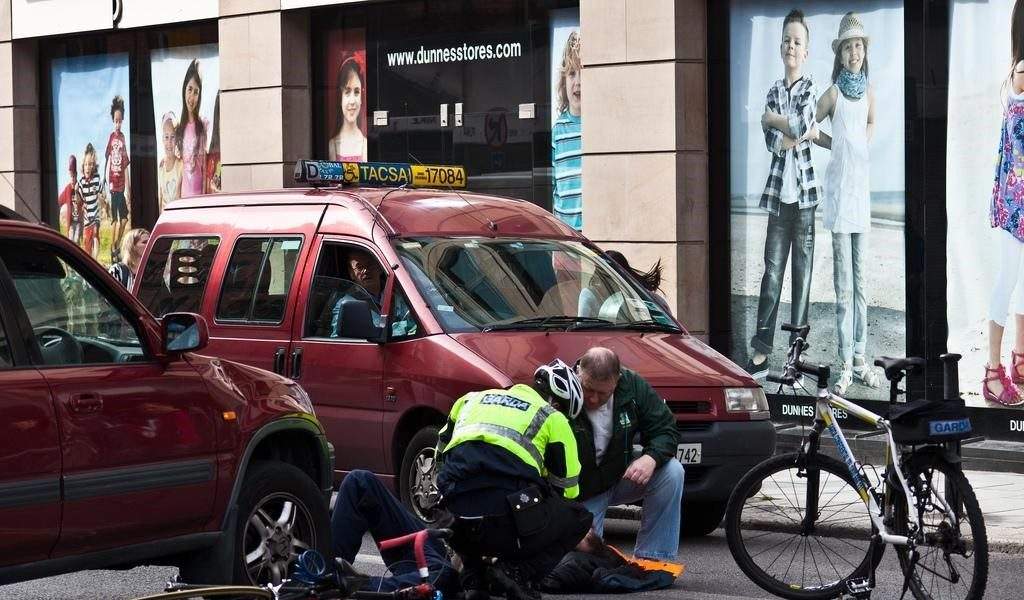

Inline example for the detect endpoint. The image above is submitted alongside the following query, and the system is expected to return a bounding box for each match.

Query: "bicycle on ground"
[725,324,988,600]
[132,528,451,600]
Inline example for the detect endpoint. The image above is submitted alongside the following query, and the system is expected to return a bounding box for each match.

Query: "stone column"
[580,0,708,338]
[219,1,311,192]
[0,0,42,219]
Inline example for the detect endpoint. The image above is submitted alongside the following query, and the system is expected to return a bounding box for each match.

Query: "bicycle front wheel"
[892,454,988,600]
[725,452,882,600]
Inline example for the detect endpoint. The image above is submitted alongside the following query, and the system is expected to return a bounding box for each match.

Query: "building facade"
[3,0,1023,440]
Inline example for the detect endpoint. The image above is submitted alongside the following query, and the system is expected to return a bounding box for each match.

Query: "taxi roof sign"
[293,160,466,189]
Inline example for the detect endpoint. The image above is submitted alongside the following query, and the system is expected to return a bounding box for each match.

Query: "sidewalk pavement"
[966,469,1024,553]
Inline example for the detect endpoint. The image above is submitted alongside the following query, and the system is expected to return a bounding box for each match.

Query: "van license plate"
[676,443,702,464]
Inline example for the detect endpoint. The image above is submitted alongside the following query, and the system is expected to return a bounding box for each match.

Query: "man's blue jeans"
[330,470,458,593]
[582,459,684,561]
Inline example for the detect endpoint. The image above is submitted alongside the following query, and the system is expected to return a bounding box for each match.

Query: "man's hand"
[623,454,657,487]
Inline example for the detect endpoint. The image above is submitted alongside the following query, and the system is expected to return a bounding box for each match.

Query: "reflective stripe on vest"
[453,402,557,472]
[454,399,552,464]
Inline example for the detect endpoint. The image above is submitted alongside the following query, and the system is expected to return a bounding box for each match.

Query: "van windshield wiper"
[482,316,614,332]
[566,318,682,333]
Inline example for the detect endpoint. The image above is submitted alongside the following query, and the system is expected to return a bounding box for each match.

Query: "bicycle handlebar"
[376,528,452,581]
[769,323,830,389]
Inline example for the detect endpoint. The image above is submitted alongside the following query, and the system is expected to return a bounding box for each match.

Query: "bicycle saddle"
[874,356,926,380]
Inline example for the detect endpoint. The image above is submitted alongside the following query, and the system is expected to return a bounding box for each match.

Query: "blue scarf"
[836,69,867,99]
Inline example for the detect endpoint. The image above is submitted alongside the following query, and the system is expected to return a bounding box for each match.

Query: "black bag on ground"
[888,398,973,444]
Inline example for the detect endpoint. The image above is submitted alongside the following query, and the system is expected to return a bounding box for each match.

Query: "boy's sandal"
[982,364,1024,407]
[1012,350,1024,385]
[834,365,854,396]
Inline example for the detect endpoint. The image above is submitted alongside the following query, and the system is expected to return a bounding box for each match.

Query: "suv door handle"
[69,393,103,414]
[273,347,286,374]
[290,347,303,380]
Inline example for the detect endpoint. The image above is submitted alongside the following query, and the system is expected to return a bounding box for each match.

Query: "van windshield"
[394,237,680,334]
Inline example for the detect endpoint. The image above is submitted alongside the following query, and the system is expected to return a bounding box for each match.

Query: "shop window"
[217,237,302,325]
[39,23,219,268]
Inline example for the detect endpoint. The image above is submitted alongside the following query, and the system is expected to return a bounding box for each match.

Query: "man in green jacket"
[571,347,683,561]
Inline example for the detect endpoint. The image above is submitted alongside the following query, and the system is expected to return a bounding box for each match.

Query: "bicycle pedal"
[842,576,873,599]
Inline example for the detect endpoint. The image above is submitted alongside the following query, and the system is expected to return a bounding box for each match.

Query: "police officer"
[436,359,593,600]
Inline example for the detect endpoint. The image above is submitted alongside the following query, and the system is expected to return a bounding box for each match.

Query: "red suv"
[137,161,774,537]
[0,217,333,587]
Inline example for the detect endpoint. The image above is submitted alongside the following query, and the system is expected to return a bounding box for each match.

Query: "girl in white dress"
[816,12,880,395]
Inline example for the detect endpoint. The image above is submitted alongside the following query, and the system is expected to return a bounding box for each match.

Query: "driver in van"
[330,248,384,336]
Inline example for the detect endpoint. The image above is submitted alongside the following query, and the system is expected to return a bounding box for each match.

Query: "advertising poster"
[324,28,368,162]
[947,0,1024,410]
[729,1,906,401]
[50,53,132,266]
[150,44,220,209]
[550,8,582,231]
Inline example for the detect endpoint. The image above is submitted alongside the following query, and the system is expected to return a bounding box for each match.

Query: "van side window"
[138,236,220,317]
[217,237,302,324]
[0,311,12,368]
[304,243,389,339]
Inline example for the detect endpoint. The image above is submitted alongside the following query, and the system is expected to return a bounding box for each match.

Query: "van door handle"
[69,393,103,414]
[385,386,397,403]
[290,347,303,380]
[273,347,286,374]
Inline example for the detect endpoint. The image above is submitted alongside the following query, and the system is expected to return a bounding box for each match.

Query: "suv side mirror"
[338,299,383,342]
[162,312,209,353]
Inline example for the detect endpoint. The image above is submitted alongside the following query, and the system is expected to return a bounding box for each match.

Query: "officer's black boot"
[461,565,491,600]
[489,562,541,600]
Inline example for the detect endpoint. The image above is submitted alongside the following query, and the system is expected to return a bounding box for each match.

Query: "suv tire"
[233,461,330,585]
[399,425,442,524]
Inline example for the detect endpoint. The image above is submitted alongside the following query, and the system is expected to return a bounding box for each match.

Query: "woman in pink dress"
[176,59,209,198]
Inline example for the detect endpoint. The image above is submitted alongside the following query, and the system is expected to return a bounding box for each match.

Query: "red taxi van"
[136,160,774,535]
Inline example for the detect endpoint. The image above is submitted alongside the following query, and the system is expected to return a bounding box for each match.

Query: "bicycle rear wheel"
[725,452,882,600]
[892,454,988,600]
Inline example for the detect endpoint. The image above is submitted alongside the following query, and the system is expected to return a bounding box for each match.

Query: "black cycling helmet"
[534,358,584,419]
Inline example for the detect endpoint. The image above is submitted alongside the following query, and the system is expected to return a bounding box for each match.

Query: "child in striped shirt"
[77,143,104,259]
[552,31,582,231]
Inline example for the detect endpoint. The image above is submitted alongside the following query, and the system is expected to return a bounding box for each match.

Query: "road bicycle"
[132,528,451,600]
[724,324,988,600]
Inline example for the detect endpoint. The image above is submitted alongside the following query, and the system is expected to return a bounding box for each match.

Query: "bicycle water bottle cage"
[888,398,972,445]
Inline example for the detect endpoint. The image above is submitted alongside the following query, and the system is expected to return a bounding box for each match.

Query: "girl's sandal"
[852,356,882,388]
[982,364,1024,407]
[1012,350,1024,385]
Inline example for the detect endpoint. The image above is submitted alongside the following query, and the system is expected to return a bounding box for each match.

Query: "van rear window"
[137,237,220,317]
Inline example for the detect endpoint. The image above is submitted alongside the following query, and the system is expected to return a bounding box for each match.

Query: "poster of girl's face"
[323,28,367,162]
[50,52,131,264]
[150,44,220,207]
[728,1,906,401]
[946,0,1024,409]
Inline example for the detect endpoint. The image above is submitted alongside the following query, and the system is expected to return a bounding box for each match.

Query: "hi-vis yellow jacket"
[438,384,582,499]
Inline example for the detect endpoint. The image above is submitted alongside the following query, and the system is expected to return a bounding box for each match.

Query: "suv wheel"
[399,426,442,524]
[234,461,330,585]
